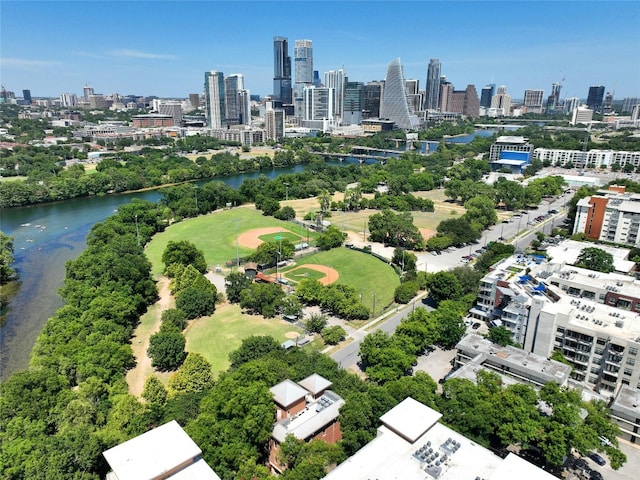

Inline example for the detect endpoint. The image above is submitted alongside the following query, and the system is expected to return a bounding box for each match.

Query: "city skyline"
[1,1,639,100]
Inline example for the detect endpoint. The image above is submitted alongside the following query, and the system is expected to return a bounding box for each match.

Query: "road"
[332,192,572,370]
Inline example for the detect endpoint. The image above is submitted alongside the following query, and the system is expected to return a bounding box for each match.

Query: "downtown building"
[424,58,441,111]
[379,58,420,130]
[293,39,314,119]
[587,85,605,112]
[204,70,225,128]
[523,89,545,114]
[534,147,640,169]
[273,36,292,104]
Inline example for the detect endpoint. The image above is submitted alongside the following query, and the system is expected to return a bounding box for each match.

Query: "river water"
[0,164,317,379]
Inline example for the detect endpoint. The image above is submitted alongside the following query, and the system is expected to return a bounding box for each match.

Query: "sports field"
[184,303,301,374]
[145,206,317,275]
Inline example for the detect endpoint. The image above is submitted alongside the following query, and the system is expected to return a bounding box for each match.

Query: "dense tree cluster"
[0,231,16,283]
[575,247,615,273]
[296,278,370,320]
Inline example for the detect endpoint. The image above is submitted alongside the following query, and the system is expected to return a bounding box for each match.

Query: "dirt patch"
[237,227,297,249]
[285,331,299,339]
[419,228,437,240]
[286,264,339,286]
[126,276,173,397]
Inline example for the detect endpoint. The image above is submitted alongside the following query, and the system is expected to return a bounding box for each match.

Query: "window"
[630,347,638,356]
[589,376,599,384]
[597,337,606,345]
[624,368,633,376]
[627,358,635,366]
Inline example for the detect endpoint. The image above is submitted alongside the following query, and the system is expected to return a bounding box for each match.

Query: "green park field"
[145,206,318,275]
[184,304,301,374]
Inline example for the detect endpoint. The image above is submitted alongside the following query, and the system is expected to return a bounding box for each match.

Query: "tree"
[316,225,347,250]
[487,326,515,347]
[318,189,331,213]
[0,231,16,282]
[274,205,296,220]
[228,335,283,368]
[240,282,286,317]
[142,376,168,406]
[224,272,252,303]
[161,308,187,331]
[148,327,187,371]
[168,353,215,394]
[305,313,328,334]
[394,281,419,304]
[162,240,207,273]
[425,271,463,305]
[321,325,346,345]
[176,285,216,319]
[575,247,615,273]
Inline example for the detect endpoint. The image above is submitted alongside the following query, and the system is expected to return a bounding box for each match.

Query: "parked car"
[472,322,481,330]
[590,471,603,480]
[588,452,606,466]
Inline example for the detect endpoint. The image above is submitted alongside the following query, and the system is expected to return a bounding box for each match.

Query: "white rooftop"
[380,397,442,443]
[272,391,345,442]
[545,239,634,273]
[495,135,528,144]
[323,398,555,480]
[103,420,221,480]
[298,373,332,396]
[270,379,308,408]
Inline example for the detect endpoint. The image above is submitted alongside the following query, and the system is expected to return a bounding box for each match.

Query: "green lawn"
[294,248,400,313]
[260,231,303,244]
[145,207,318,275]
[184,303,301,375]
[281,267,325,283]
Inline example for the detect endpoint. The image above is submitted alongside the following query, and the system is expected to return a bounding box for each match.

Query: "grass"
[260,231,303,244]
[145,206,318,275]
[293,248,400,312]
[184,303,301,375]
[281,266,326,283]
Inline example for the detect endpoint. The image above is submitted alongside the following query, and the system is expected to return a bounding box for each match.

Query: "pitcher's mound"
[285,331,299,339]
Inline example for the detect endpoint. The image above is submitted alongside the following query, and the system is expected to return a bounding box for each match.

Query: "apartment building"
[471,239,640,394]
[574,186,640,245]
[535,148,640,169]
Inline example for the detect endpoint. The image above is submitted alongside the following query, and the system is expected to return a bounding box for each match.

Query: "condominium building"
[208,126,264,146]
[470,240,640,394]
[490,85,511,116]
[293,39,313,118]
[273,36,292,104]
[343,81,364,125]
[264,107,285,141]
[362,81,383,119]
[571,106,594,125]
[224,74,245,125]
[323,397,556,480]
[480,84,495,109]
[325,69,346,122]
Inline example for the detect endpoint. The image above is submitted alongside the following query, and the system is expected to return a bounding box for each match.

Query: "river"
[0,164,318,380]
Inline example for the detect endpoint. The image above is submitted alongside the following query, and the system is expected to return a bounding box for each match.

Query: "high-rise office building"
[405,79,422,113]
[380,58,419,130]
[273,36,292,103]
[293,40,313,118]
[523,89,544,114]
[491,86,512,116]
[224,74,244,125]
[425,58,441,111]
[565,97,580,114]
[204,70,225,128]
[22,89,32,104]
[463,85,480,117]
[362,82,383,119]
[59,93,78,107]
[157,101,183,126]
[325,69,346,122]
[586,85,605,112]
[480,84,495,108]
[237,89,251,125]
[343,81,364,125]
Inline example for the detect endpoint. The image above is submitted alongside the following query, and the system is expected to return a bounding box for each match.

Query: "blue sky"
[2,1,639,100]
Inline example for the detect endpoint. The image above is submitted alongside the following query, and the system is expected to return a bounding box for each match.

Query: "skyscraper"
[303,86,334,122]
[425,58,441,111]
[265,104,285,141]
[523,89,544,114]
[439,79,453,112]
[586,85,605,112]
[363,82,383,119]
[491,86,512,116]
[546,82,562,113]
[273,36,291,103]
[480,84,495,108]
[204,70,225,128]
[343,81,364,125]
[293,40,313,118]
[325,69,346,122]
[22,89,32,104]
[380,58,419,130]
[83,84,94,102]
[224,74,244,125]
[463,85,480,117]
[603,92,614,114]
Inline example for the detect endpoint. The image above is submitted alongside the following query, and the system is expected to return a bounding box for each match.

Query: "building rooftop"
[495,135,529,144]
[545,239,633,273]
[611,385,640,418]
[456,334,571,386]
[323,398,556,480]
[102,420,221,480]
[272,390,345,442]
[270,379,308,408]
[298,373,332,396]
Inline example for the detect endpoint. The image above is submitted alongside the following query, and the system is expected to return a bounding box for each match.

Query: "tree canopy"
[575,247,615,273]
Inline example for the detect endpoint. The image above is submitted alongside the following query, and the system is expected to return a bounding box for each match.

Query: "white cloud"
[0,57,62,68]
[108,49,176,60]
